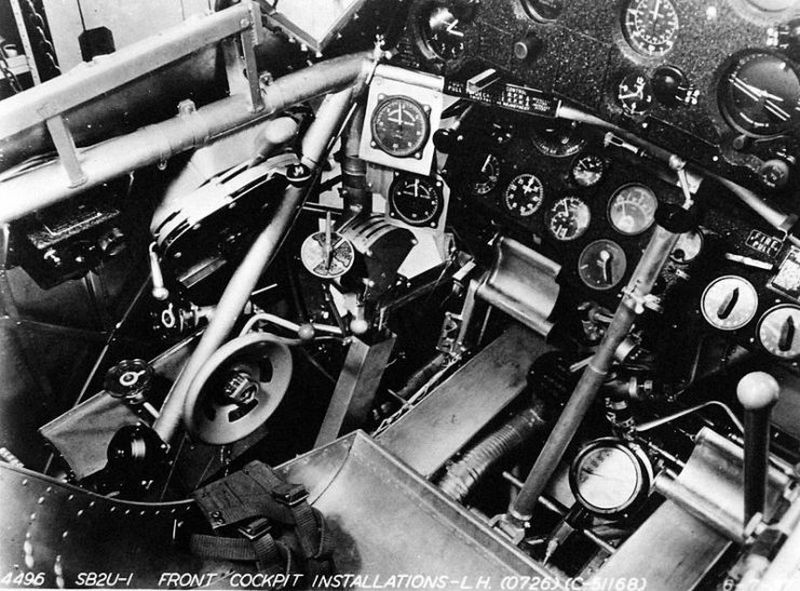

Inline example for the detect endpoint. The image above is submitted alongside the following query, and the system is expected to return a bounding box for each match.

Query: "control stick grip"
[736,371,780,527]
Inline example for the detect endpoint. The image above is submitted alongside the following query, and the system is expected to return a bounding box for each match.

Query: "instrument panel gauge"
[520,0,564,21]
[418,4,466,61]
[569,438,653,516]
[546,196,591,241]
[622,0,680,58]
[670,230,704,264]
[617,73,655,117]
[530,121,587,158]
[571,154,607,188]
[388,174,444,227]
[578,239,627,291]
[504,173,545,217]
[370,95,431,158]
[717,51,800,138]
[701,275,759,331]
[758,305,800,359]
[470,154,501,195]
[300,229,355,279]
[608,184,658,236]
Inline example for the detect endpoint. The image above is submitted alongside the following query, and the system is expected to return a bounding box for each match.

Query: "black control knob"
[651,65,698,107]
[513,33,543,62]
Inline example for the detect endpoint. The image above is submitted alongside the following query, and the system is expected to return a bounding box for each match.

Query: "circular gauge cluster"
[717,51,800,138]
[388,174,444,227]
[546,196,591,241]
[504,173,545,217]
[701,275,759,331]
[621,0,680,58]
[370,95,431,158]
[608,184,658,235]
[578,239,628,291]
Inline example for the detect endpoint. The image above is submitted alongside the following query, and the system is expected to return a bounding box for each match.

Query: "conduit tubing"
[0,52,373,224]
[153,86,362,443]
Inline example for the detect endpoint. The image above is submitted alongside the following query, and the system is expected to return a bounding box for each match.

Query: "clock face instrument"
[370,95,431,158]
[618,73,655,117]
[504,173,545,217]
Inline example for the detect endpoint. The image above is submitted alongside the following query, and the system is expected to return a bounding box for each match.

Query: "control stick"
[737,371,780,527]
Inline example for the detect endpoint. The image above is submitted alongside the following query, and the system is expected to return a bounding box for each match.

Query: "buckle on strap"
[237,517,272,541]
[272,483,309,507]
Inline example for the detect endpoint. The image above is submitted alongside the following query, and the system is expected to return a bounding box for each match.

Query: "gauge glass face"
[300,231,355,279]
[743,0,798,12]
[608,184,658,235]
[572,443,641,513]
[520,0,564,21]
[617,73,655,116]
[421,5,466,61]
[578,239,627,290]
[701,275,759,331]
[371,96,430,158]
[622,0,679,57]
[547,196,591,241]
[670,230,704,263]
[530,122,587,158]
[718,51,800,138]
[470,154,501,195]
[504,173,544,217]
[389,175,442,226]
[758,305,800,359]
[571,154,606,187]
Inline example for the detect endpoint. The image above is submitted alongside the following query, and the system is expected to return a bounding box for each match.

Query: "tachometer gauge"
[388,174,444,227]
[470,154,501,195]
[617,73,655,117]
[701,275,759,331]
[578,239,627,290]
[300,229,355,279]
[520,0,564,21]
[546,196,591,241]
[530,121,587,158]
[622,0,680,58]
[758,304,800,359]
[570,438,653,516]
[504,173,544,217]
[571,154,607,188]
[717,51,800,138]
[608,184,658,236]
[370,95,431,158]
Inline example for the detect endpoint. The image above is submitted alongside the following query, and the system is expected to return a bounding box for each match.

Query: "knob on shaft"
[737,371,780,528]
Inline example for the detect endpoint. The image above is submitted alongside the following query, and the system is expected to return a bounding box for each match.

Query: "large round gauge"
[622,0,679,58]
[758,304,800,359]
[608,184,658,236]
[571,154,607,188]
[569,438,653,516]
[520,0,564,21]
[530,122,587,158]
[470,154,501,195]
[300,230,355,279]
[546,196,591,241]
[504,173,545,217]
[670,230,704,264]
[388,174,443,227]
[578,239,627,291]
[718,51,800,138]
[417,4,466,61]
[701,275,759,331]
[370,95,431,158]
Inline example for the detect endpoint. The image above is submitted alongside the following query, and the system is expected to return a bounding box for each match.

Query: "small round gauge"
[418,4,466,61]
[608,184,658,236]
[504,173,545,217]
[758,304,800,359]
[520,0,564,21]
[569,438,653,516]
[370,95,431,158]
[578,239,627,291]
[546,196,592,241]
[470,154,501,195]
[571,154,607,188]
[300,230,355,279]
[530,121,587,158]
[701,275,759,331]
[670,230,704,263]
[617,73,655,117]
[388,174,443,227]
[622,0,680,58]
[717,51,800,138]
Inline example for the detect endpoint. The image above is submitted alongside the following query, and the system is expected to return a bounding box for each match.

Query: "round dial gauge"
[388,174,443,227]
[504,173,545,217]
[520,0,564,21]
[570,438,652,515]
[419,4,466,61]
[571,154,607,188]
[618,73,655,117]
[578,239,627,291]
[530,122,587,158]
[608,184,658,235]
[470,154,501,195]
[718,51,800,138]
[701,275,759,331]
[622,0,680,58]
[670,230,704,263]
[546,196,592,241]
[741,0,798,13]
[370,95,431,158]
[758,304,800,359]
[300,230,355,279]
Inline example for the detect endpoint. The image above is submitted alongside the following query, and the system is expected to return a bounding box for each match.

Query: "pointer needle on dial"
[324,212,333,271]
[779,315,796,352]
[717,287,739,320]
